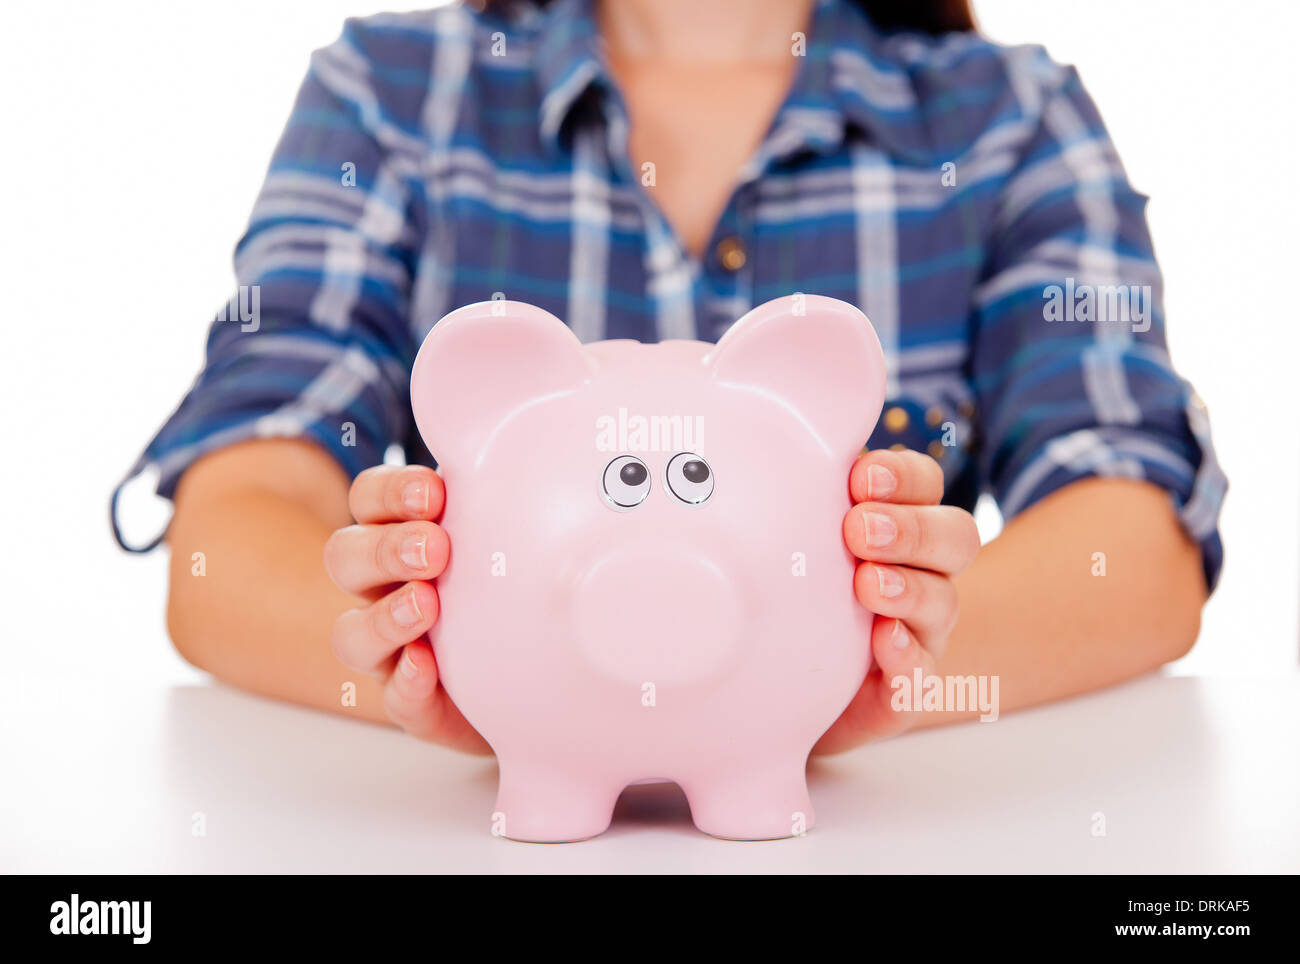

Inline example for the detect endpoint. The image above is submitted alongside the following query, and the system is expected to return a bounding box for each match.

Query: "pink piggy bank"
[410,294,885,841]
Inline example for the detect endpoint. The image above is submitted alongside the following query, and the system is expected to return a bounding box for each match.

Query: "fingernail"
[399,649,420,679]
[392,589,423,628]
[866,464,897,500]
[402,481,429,515]
[875,565,906,598]
[863,511,897,547]
[399,535,428,571]
[892,619,910,649]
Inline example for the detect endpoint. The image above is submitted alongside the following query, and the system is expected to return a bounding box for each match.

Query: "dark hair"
[853,0,974,34]
[477,0,975,36]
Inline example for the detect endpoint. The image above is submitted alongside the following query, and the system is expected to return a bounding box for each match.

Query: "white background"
[0,0,1295,698]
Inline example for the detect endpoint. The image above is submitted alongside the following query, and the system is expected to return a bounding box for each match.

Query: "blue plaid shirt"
[114,0,1226,588]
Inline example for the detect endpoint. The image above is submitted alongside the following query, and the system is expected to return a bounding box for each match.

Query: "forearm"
[164,442,389,724]
[917,477,1207,725]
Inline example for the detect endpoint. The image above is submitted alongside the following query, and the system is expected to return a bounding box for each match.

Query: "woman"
[115,0,1224,755]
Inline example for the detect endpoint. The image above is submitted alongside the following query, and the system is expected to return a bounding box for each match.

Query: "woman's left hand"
[816,448,981,752]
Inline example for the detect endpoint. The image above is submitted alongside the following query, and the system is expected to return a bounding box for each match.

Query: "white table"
[2,672,1296,873]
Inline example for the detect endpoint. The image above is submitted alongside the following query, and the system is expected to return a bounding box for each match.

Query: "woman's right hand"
[323,464,485,751]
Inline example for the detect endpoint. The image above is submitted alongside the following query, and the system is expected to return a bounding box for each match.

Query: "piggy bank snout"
[572,546,743,687]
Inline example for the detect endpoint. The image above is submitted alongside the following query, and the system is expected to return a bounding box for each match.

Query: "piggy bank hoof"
[690,809,817,842]
[684,767,815,841]
[492,766,621,843]
[493,812,612,844]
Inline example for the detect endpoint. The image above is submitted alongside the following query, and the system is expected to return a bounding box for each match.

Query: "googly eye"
[665,452,714,505]
[602,455,651,510]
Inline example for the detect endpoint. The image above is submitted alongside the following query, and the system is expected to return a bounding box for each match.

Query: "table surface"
[2,672,1296,873]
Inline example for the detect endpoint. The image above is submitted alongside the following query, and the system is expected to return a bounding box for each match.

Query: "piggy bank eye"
[602,455,651,510]
[666,453,714,505]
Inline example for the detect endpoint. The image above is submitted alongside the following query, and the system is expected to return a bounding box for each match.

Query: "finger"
[849,449,944,506]
[382,641,493,753]
[869,616,940,713]
[852,562,957,660]
[348,465,445,525]
[324,521,450,595]
[382,640,440,734]
[813,666,901,753]
[842,502,980,574]
[331,581,439,678]
[814,619,935,754]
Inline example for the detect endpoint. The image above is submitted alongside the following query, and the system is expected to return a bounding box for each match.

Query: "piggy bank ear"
[410,301,591,466]
[706,295,886,455]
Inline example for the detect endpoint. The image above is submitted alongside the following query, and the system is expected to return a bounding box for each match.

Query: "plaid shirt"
[113,0,1226,588]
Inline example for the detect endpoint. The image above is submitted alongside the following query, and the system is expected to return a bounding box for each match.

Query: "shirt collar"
[535,0,607,155]
[532,0,923,161]
[773,0,927,163]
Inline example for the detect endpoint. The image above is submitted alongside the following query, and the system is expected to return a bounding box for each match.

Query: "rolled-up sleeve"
[112,20,422,551]
[971,56,1227,590]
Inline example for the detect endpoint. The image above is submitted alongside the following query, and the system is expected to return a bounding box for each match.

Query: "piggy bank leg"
[492,759,622,843]
[682,761,814,840]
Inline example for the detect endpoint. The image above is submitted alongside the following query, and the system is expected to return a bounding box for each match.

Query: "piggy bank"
[410,294,885,841]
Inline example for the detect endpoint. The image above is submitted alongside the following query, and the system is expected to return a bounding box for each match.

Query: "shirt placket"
[597,90,698,343]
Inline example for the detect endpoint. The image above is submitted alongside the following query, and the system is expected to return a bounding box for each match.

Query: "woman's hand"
[817,449,980,752]
[323,465,482,749]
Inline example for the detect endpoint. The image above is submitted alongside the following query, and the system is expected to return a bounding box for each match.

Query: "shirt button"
[716,237,747,272]
[883,405,910,434]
